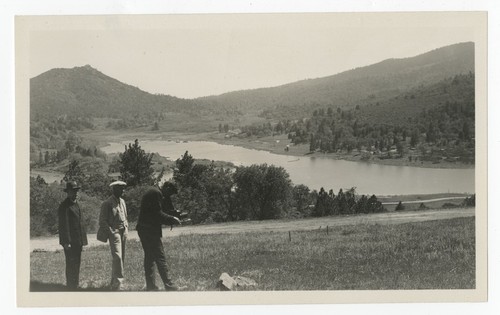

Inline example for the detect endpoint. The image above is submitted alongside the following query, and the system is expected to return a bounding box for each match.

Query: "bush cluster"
[313,187,385,217]
[30,140,387,236]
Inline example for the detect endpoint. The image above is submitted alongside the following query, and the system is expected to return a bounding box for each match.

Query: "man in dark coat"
[137,182,181,291]
[58,181,88,290]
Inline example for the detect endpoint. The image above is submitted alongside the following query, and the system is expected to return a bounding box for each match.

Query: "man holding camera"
[137,182,182,291]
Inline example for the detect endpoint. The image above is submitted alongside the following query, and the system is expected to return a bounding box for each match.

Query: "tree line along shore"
[30,138,475,238]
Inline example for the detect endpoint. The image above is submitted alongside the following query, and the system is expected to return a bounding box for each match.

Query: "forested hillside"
[237,72,475,165]
[30,42,474,124]
[199,42,474,119]
[30,65,196,119]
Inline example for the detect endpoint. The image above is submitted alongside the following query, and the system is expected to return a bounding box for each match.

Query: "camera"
[167,209,191,226]
[169,209,189,220]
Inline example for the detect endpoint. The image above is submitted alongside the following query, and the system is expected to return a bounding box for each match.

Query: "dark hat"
[64,181,81,192]
[161,181,178,195]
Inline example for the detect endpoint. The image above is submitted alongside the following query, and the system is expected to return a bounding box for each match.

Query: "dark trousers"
[63,245,82,290]
[137,229,171,289]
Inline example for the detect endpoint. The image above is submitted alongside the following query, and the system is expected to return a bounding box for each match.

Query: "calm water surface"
[102,140,474,196]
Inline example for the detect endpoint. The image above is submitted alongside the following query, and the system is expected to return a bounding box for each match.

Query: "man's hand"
[172,216,182,225]
[168,216,182,230]
[63,244,71,250]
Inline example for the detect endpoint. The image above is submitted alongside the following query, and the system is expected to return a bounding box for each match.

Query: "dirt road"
[30,207,474,252]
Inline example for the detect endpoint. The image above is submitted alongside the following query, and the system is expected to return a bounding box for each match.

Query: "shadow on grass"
[30,281,110,292]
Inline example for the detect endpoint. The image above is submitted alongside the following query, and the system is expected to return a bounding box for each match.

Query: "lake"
[102,140,475,196]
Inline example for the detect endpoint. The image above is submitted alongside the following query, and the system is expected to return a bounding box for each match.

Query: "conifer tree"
[63,160,85,185]
[118,139,155,187]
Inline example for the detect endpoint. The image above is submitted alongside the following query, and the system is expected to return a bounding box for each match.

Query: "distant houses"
[224,128,242,138]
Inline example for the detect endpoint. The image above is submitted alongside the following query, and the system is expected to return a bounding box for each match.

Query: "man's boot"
[164,279,179,291]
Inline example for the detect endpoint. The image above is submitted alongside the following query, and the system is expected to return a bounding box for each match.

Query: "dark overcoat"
[137,187,178,238]
[58,198,88,247]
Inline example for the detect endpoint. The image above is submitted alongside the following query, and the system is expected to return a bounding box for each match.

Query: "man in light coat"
[98,180,128,290]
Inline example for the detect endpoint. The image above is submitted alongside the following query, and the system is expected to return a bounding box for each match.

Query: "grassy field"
[30,217,475,291]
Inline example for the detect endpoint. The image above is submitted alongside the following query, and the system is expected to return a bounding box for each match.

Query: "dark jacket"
[137,187,178,237]
[58,198,88,247]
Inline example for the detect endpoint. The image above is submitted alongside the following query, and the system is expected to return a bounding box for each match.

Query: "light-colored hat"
[109,180,127,187]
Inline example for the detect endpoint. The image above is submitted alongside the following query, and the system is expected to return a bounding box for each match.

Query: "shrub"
[442,203,459,209]
[395,201,405,211]
[78,193,103,234]
[122,185,153,224]
[30,177,65,236]
[462,194,475,207]
[30,176,103,236]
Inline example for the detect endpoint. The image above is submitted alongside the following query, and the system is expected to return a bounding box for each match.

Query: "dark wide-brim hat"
[64,181,81,192]
[161,181,178,195]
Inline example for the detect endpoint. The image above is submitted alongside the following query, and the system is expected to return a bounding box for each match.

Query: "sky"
[26,12,480,99]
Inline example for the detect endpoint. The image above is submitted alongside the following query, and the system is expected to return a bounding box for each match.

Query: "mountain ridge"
[30,64,198,120]
[205,41,473,98]
[30,42,474,121]
[198,42,474,116]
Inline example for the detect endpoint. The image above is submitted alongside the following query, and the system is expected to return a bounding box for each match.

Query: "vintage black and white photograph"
[16,11,487,306]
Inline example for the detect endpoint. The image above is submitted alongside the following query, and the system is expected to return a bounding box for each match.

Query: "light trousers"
[109,228,127,290]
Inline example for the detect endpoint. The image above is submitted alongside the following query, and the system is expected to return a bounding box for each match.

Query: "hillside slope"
[30,42,474,123]
[199,42,474,117]
[30,65,197,119]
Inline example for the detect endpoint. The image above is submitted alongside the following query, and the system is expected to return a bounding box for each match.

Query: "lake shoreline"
[84,129,475,170]
[204,134,475,170]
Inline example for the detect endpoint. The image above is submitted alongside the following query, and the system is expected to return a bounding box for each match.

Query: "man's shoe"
[164,281,179,291]
[111,283,125,291]
[146,285,161,291]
